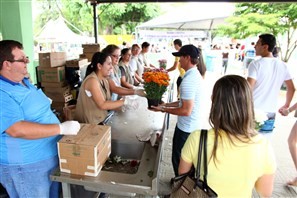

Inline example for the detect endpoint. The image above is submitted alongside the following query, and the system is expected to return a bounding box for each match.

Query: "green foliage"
[34,1,161,36]
[144,82,167,100]
[215,3,297,62]
[216,13,280,39]
[34,0,60,36]
[61,0,93,35]
[98,3,160,34]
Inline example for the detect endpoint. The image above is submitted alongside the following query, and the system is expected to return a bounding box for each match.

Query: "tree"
[215,3,297,62]
[34,0,60,36]
[34,1,161,36]
[96,3,161,34]
[61,0,93,35]
[34,0,95,36]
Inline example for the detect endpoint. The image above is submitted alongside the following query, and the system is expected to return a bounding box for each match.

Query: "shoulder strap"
[203,129,208,184]
[196,129,209,185]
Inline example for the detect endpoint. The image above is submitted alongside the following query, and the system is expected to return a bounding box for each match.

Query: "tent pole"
[91,2,98,43]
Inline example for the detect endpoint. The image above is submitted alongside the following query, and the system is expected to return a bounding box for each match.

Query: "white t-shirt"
[137,53,146,77]
[248,57,292,112]
[129,55,140,75]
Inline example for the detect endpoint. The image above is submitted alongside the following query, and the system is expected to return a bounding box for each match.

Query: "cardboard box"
[51,101,67,113]
[44,85,72,103]
[82,44,100,53]
[44,86,71,95]
[58,124,111,176]
[66,58,88,68]
[41,81,68,88]
[80,53,94,62]
[39,52,67,67]
[45,91,73,103]
[37,66,65,83]
[63,105,76,121]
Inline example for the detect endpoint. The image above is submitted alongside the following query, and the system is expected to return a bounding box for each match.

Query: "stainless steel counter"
[51,86,173,197]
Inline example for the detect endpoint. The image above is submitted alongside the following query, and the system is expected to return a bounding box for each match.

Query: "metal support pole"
[92,2,98,43]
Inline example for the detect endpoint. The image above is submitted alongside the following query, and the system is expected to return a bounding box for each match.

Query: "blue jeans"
[172,125,190,176]
[0,156,61,198]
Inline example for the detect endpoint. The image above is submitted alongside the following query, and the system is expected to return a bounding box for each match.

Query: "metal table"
[51,87,173,197]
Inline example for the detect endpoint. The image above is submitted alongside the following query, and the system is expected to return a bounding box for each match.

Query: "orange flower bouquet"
[143,68,170,108]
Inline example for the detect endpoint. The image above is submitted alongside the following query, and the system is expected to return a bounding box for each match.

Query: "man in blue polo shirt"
[151,44,206,176]
[0,40,80,198]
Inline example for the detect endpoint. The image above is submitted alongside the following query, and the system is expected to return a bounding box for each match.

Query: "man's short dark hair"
[0,40,23,70]
[141,42,150,49]
[173,39,182,47]
[259,34,276,52]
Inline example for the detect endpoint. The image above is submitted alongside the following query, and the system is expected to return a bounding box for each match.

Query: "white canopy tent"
[34,17,107,59]
[136,3,235,31]
[36,17,87,44]
[35,17,106,44]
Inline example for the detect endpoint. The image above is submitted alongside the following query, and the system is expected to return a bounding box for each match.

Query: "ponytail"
[85,63,95,79]
[85,52,108,79]
[196,49,206,78]
[190,48,206,78]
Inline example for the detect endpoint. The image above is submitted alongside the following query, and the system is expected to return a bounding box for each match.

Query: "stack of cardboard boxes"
[37,52,72,113]
[63,58,89,121]
[80,44,100,61]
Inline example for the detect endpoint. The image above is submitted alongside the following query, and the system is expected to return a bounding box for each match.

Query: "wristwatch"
[161,106,165,112]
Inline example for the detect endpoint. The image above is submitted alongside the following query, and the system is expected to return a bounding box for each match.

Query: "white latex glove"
[133,87,146,97]
[59,121,81,135]
[123,96,139,111]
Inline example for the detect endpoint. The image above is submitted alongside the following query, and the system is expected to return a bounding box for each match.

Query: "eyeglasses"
[7,56,30,64]
[111,54,120,59]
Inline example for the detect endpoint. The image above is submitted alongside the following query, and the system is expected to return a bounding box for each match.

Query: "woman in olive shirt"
[75,52,144,124]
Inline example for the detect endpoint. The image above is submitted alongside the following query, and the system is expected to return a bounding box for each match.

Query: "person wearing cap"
[0,40,81,197]
[151,44,206,176]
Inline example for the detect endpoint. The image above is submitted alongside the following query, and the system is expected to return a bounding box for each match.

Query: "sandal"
[287,178,297,187]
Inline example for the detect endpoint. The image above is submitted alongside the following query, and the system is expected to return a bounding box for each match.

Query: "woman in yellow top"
[179,75,276,197]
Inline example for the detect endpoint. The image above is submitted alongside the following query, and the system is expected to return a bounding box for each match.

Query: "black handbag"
[170,129,217,198]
